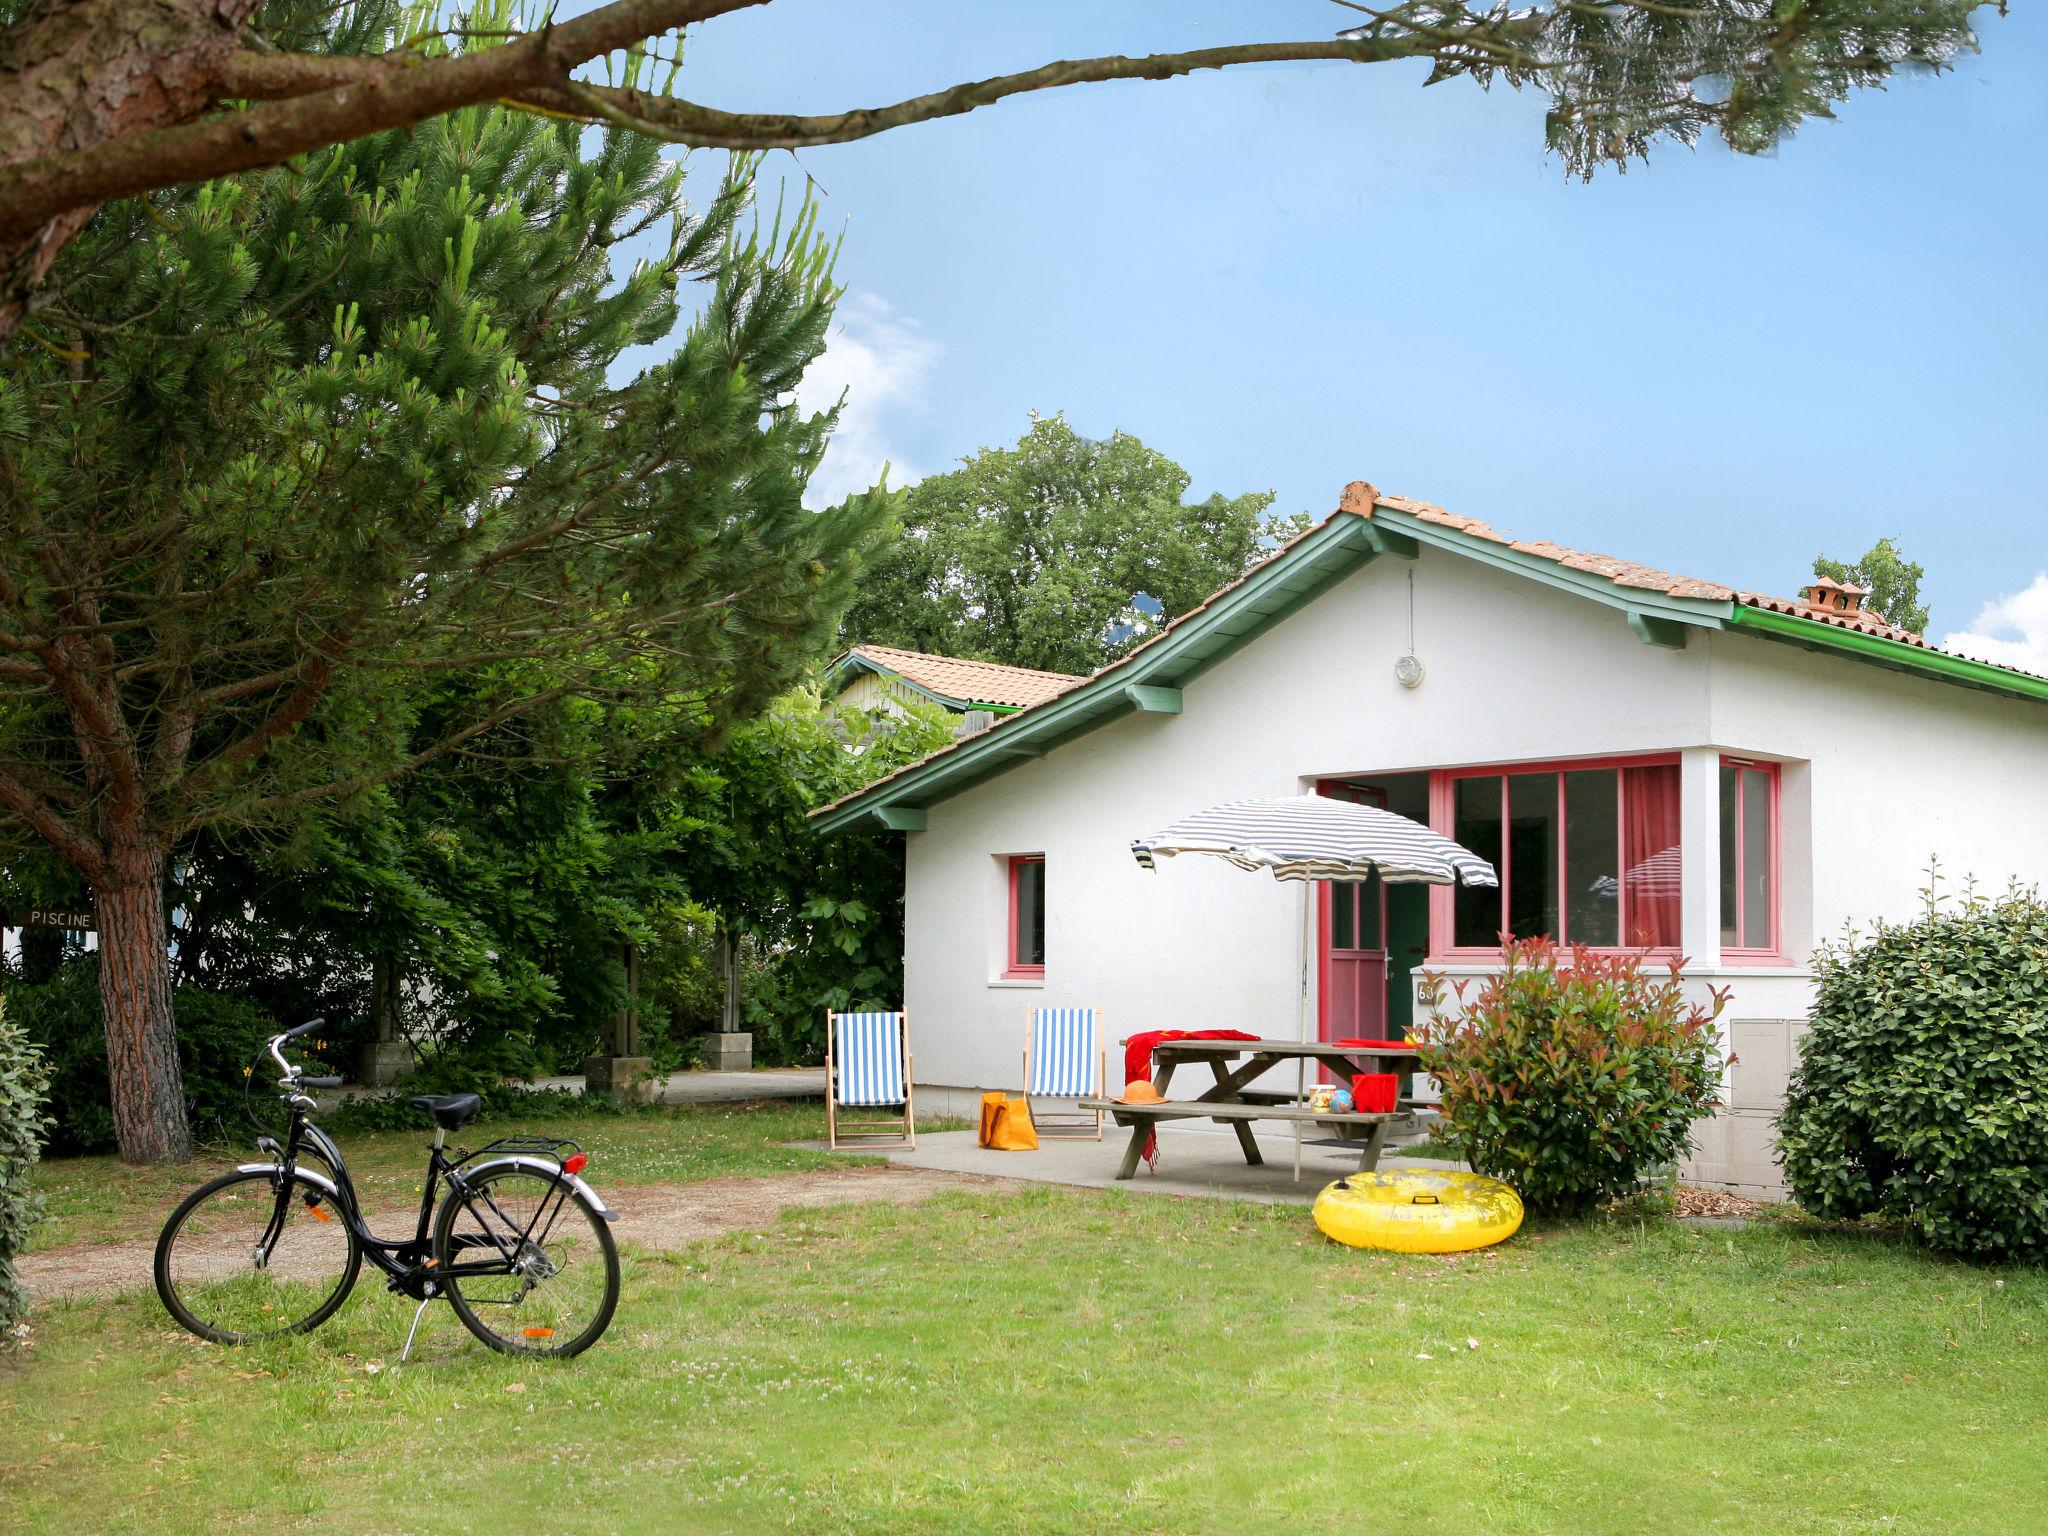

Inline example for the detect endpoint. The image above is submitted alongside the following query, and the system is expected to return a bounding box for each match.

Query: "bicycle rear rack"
[450,1134,583,1171]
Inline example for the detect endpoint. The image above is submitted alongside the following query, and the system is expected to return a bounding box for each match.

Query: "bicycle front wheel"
[155,1169,362,1343]
[434,1166,619,1358]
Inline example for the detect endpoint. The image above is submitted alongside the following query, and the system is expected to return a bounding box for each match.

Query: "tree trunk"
[0,0,261,337]
[94,845,190,1163]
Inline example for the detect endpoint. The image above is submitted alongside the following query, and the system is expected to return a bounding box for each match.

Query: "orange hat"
[1116,1080,1166,1104]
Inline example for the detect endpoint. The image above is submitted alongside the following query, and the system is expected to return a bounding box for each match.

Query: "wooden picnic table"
[1079,1037,1426,1181]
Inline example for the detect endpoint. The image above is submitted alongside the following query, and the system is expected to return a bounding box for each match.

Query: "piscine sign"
[5,908,95,932]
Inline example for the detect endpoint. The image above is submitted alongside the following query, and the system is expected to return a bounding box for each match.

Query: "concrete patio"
[818,1119,1459,1206]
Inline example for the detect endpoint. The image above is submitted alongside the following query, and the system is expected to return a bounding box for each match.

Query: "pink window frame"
[1719,756,1782,962]
[1005,854,1046,978]
[1425,753,1685,963]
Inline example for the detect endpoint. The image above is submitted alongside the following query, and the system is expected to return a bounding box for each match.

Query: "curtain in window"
[1621,764,1682,948]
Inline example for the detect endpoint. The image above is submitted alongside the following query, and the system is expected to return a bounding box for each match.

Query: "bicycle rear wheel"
[433,1165,618,1357]
[155,1169,361,1343]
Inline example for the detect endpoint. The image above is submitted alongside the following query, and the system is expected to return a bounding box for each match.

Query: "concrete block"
[704,1032,753,1071]
[1681,1108,1790,1199]
[582,1054,655,1104]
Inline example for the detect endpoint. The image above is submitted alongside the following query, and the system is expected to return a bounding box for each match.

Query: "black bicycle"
[153,1018,620,1359]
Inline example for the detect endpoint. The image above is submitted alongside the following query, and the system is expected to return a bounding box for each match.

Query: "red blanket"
[1121,1030,1260,1169]
[1121,1029,1260,1090]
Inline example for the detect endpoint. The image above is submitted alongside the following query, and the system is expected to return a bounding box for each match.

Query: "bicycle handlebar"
[266,1019,328,1085]
[299,1076,344,1089]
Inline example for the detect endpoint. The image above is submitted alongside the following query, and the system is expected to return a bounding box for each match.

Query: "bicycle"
[153,1018,620,1359]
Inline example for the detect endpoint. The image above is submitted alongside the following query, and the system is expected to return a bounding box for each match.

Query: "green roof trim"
[1369,504,2048,705]
[812,512,1389,833]
[1367,505,1730,633]
[814,500,2047,835]
[1726,604,2048,705]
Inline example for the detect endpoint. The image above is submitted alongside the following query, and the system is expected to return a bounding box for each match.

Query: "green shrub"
[1778,885,2048,1262]
[1416,939,1726,1215]
[6,961,282,1154]
[0,997,54,1334]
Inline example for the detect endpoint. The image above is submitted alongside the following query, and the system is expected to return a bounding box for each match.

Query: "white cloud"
[1942,572,2048,675]
[792,293,940,508]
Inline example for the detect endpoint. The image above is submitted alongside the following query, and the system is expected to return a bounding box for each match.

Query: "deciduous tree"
[1815,537,1930,634]
[843,414,1304,675]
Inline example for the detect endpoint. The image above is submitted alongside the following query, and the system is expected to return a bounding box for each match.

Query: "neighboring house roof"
[815,482,2048,834]
[831,644,1085,712]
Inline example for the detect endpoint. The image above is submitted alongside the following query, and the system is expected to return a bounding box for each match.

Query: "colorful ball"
[1329,1089,1354,1113]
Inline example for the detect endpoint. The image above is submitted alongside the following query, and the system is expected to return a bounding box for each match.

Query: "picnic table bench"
[1078,1037,1428,1181]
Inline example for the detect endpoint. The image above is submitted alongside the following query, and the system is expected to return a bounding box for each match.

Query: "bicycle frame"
[239,1099,614,1304]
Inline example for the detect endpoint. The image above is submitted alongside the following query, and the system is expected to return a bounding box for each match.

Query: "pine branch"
[0,763,103,881]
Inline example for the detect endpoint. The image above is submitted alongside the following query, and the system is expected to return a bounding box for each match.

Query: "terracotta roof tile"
[1733,591,1931,648]
[846,644,1084,709]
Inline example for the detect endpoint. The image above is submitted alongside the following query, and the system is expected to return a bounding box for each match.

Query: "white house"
[813,484,2048,1194]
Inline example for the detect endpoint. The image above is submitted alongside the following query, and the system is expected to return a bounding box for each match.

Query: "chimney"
[1799,576,1871,621]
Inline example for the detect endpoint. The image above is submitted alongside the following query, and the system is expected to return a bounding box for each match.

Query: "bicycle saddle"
[410,1092,483,1130]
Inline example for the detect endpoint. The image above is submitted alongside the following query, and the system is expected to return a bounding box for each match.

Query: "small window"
[1007,855,1045,976]
[1719,760,1778,953]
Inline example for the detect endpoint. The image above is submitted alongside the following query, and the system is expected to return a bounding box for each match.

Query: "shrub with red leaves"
[1415,939,1726,1216]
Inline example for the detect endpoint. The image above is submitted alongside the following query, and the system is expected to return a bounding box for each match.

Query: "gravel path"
[21,1164,1003,1304]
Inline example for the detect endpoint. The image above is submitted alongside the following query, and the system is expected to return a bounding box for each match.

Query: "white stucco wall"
[892,542,2048,1193]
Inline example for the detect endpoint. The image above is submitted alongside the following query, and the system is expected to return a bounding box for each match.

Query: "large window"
[1446,758,1682,951]
[1006,855,1045,977]
[1719,759,1779,954]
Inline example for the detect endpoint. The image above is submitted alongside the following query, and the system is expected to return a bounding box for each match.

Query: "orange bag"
[978,1091,1039,1151]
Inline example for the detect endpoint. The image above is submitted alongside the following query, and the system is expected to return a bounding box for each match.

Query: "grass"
[8,1112,2047,1535]
[26,1099,856,1251]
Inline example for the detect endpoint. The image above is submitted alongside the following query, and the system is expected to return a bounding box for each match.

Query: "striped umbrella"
[1131,795,1498,887]
[1130,793,1495,1181]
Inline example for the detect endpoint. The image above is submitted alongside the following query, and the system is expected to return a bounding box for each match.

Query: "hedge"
[1778,886,2048,1261]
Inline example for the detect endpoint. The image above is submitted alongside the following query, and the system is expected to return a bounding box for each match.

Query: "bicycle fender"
[460,1155,616,1221]
[237,1161,345,1204]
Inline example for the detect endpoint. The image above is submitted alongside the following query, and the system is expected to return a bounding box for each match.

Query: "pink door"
[1317,781,1389,1060]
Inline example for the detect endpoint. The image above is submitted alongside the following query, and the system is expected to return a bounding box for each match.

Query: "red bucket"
[1351,1072,1398,1114]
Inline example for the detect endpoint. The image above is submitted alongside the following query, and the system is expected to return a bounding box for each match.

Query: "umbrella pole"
[1295,877,1311,1182]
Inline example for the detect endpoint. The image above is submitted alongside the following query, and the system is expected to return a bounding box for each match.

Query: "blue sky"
[596,2,2047,668]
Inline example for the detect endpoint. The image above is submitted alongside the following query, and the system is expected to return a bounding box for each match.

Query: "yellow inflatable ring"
[1313,1169,1523,1254]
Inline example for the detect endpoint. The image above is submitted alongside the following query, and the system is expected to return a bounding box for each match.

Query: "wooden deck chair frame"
[1022,1005,1105,1140]
[825,1010,916,1151]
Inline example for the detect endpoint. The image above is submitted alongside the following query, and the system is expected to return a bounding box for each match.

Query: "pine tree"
[0,2,2001,336]
[0,97,883,1160]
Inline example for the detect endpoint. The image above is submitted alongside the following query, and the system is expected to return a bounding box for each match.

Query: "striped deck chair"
[825,1010,915,1151]
[1022,1006,1105,1140]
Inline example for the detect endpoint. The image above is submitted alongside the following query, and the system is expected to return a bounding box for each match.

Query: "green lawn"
[7,1111,2045,1535]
